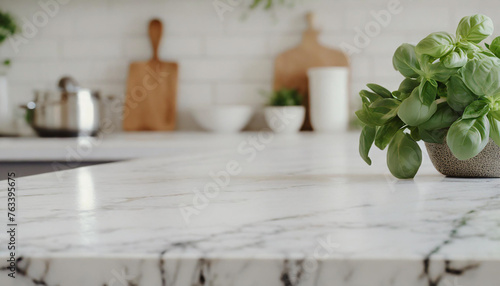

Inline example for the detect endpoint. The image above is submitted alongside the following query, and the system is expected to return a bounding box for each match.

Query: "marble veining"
[0,132,499,286]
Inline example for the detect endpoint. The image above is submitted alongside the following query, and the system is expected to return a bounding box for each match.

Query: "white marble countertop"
[1,132,499,286]
[0,132,237,162]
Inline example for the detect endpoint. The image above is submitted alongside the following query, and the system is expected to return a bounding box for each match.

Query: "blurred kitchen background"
[2,0,497,132]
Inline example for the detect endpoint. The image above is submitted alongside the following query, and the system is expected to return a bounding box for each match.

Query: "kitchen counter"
[0,132,238,162]
[1,132,499,286]
[0,132,250,180]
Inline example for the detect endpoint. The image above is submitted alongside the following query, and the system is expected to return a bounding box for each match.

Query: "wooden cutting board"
[123,19,178,131]
[273,13,349,131]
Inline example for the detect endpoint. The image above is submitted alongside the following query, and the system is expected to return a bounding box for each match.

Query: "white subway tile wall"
[2,0,500,130]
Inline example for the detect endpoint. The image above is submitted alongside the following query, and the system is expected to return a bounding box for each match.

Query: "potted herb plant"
[0,10,18,136]
[264,88,305,133]
[356,14,500,179]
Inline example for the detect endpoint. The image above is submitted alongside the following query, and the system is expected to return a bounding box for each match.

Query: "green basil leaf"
[437,82,448,98]
[456,14,494,44]
[461,57,500,97]
[393,44,421,78]
[359,89,381,105]
[419,128,448,144]
[462,100,490,119]
[399,78,419,94]
[415,32,455,58]
[469,48,496,60]
[481,49,496,58]
[442,48,468,68]
[427,61,460,82]
[446,75,477,112]
[457,41,482,54]
[490,109,500,121]
[488,114,500,147]
[369,98,401,122]
[398,89,438,126]
[418,80,437,106]
[419,103,459,130]
[396,78,419,100]
[392,90,404,100]
[356,102,395,127]
[410,126,421,141]
[375,118,405,150]
[367,83,393,98]
[429,78,438,87]
[387,130,422,179]
[359,125,376,165]
[446,115,490,160]
[355,108,377,127]
[488,36,500,58]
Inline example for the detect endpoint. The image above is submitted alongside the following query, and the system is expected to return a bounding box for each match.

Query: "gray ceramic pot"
[425,139,500,178]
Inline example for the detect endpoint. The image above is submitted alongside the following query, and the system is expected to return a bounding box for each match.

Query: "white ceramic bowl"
[264,106,305,133]
[191,105,254,133]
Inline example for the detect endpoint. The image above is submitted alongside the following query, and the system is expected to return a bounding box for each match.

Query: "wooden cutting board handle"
[149,19,162,62]
[301,12,320,48]
[306,12,316,31]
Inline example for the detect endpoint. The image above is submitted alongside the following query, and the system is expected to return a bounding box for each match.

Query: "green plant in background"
[0,10,18,67]
[249,0,297,10]
[266,88,303,106]
[356,14,500,179]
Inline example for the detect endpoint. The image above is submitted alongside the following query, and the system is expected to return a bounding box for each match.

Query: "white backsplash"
[1,0,499,130]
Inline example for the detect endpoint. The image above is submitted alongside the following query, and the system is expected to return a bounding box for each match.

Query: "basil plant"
[356,14,500,179]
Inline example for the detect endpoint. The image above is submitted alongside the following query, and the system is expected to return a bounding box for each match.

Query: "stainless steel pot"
[28,85,101,137]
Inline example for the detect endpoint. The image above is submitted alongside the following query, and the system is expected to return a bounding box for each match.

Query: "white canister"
[0,75,15,135]
[307,67,349,132]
